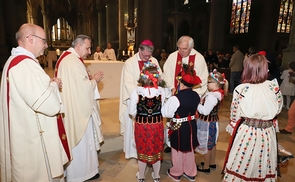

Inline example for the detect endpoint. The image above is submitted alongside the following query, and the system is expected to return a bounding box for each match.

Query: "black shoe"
[164,147,171,153]
[201,162,216,170]
[167,169,181,182]
[183,173,195,181]
[87,173,100,180]
[280,129,292,135]
[197,166,210,175]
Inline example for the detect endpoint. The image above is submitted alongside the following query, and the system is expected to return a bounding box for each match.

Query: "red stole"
[174,53,196,88]
[138,60,149,71]
[6,55,71,161]
[54,51,71,77]
[55,51,91,79]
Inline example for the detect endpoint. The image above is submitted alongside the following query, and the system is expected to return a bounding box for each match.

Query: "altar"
[84,60,124,99]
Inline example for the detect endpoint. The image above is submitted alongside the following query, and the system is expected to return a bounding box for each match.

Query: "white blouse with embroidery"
[226,80,283,135]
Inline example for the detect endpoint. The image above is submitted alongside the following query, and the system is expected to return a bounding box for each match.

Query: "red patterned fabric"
[134,122,164,164]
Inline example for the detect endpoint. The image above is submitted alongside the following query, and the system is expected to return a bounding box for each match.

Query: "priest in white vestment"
[119,40,164,159]
[162,36,209,149]
[93,46,104,60]
[104,43,117,61]
[55,35,104,182]
[0,23,68,182]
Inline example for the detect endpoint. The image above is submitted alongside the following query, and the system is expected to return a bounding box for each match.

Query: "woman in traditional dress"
[223,53,283,181]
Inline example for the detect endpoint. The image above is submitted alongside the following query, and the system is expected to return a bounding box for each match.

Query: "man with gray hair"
[55,34,104,181]
[162,35,208,153]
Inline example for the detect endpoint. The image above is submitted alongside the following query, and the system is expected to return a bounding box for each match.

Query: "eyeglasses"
[139,50,152,59]
[26,35,47,44]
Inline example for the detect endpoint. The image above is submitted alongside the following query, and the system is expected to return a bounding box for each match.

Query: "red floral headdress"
[178,64,202,87]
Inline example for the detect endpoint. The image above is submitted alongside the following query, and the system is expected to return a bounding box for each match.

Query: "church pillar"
[136,0,163,50]
[105,0,118,53]
[96,0,107,49]
[118,0,127,60]
[282,4,295,70]
[0,0,26,69]
[208,0,228,51]
[0,1,9,69]
[254,0,280,52]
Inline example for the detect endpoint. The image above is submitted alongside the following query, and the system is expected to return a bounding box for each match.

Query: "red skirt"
[134,121,164,164]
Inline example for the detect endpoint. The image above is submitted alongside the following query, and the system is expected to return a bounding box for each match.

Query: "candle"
[56,49,61,56]
[122,51,125,55]
[132,51,134,55]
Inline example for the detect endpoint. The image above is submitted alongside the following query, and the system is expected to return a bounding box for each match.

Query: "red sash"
[54,51,71,77]
[55,51,91,79]
[6,55,71,161]
[174,53,196,88]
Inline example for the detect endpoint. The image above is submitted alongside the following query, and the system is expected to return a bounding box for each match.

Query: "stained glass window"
[277,0,293,33]
[230,0,251,34]
[51,18,73,41]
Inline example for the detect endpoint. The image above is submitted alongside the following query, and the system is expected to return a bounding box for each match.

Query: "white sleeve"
[128,88,139,117]
[197,94,218,115]
[161,96,179,118]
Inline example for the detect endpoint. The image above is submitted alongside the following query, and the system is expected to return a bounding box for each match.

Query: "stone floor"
[43,68,295,182]
[93,96,295,182]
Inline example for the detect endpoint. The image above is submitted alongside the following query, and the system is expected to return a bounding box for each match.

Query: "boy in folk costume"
[196,69,228,174]
[161,65,202,181]
[129,62,167,182]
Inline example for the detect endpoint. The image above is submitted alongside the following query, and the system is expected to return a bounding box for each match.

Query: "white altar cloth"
[84,60,124,99]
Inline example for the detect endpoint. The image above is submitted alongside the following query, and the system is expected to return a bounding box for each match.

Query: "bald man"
[0,23,68,181]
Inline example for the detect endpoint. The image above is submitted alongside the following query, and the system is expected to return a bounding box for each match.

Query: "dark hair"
[138,66,159,86]
[248,46,256,55]
[241,54,268,84]
[289,61,295,71]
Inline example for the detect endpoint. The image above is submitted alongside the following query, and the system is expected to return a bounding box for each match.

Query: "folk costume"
[128,64,166,164]
[119,40,162,159]
[0,47,68,182]
[196,69,225,155]
[223,80,283,181]
[161,67,202,179]
[196,91,222,155]
[55,47,104,182]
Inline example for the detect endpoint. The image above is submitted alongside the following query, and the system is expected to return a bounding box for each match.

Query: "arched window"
[277,0,294,33]
[51,18,73,41]
[230,0,251,34]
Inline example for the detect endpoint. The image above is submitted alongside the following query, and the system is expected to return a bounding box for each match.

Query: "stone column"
[136,0,163,50]
[208,0,228,51]
[0,1,9,69]
[118,0,127,60]
[97,0,107,48]
[282,4,295,70]
[105,0,119,53]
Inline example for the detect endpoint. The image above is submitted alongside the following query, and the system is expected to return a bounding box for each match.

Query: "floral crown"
[140,62,160,78]
[140,62,160,88]
[209,69,226,85]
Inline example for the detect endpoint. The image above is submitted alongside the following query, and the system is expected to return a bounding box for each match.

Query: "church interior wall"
[0,0,292,69]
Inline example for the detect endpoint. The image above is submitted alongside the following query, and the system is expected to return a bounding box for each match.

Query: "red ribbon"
[146,71,158,89]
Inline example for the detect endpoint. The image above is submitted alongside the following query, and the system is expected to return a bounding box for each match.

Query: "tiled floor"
[43,68,295,182]
[94,96,295,182]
